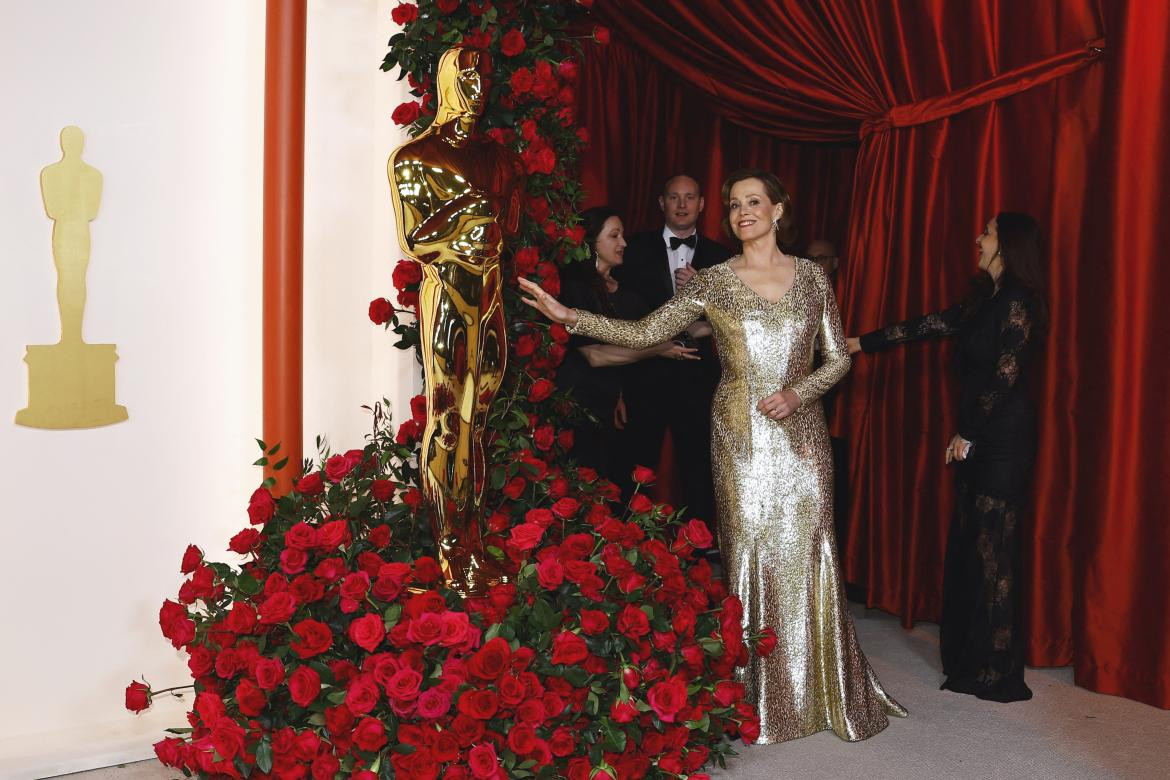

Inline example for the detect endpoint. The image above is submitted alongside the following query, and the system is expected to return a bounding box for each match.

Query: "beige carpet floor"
[55,604,1170,780]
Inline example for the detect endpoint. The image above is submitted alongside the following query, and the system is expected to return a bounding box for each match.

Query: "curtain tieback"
[859,38,1105,139]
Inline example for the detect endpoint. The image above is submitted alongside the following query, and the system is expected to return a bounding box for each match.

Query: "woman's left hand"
[945,433,973,464]
[758,389,802,421]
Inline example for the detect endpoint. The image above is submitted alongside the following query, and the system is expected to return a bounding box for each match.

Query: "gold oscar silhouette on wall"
[15,126,128,429]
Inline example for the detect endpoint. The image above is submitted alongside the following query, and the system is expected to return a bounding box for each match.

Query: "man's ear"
[698,196,706,214]
[658,195,666,213]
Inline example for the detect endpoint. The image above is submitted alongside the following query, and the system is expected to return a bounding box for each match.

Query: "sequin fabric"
[569,259,907,743]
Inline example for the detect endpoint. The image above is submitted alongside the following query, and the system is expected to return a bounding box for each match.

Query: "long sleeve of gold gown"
[570,260,906,744]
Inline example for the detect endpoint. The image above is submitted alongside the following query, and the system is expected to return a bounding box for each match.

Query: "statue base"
[15,342,128,429]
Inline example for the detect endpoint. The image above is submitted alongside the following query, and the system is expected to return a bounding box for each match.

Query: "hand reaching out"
[519,277,578,326]
[846,337,861,355]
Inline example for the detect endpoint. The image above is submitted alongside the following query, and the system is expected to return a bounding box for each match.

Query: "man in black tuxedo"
[613,174,732,537]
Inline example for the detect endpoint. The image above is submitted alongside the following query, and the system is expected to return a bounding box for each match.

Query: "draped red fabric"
[584,1,1170,707]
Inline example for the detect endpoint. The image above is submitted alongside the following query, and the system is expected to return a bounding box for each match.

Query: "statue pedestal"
[15,342,128,429]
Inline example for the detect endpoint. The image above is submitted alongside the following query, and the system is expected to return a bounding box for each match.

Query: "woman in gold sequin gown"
[521,170,905,743]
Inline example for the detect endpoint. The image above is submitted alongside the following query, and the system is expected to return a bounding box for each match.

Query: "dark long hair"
[720,169,797,248]
[567,206,622,315]
[961,211,1048,328]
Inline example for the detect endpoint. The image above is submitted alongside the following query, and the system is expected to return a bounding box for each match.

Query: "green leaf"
[253,457,268,466]
[255,438,267,451]
[255,738,273,773]
[267,442,281,456]
[273,457,289,471]
[384,603,403,629]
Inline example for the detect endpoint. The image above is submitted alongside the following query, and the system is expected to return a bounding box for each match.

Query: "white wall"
[0,1,414,776]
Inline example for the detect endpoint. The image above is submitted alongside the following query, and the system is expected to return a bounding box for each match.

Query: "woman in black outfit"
[556,206,705,483]
[847,212,1046,702]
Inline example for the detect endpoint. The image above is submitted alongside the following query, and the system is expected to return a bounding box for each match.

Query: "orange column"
[262,0,306,493]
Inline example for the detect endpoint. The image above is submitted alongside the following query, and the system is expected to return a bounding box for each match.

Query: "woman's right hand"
[519,277,578,326]
[845,336,862,355]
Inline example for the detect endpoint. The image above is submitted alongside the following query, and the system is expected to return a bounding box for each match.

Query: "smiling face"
[976,217,1000,272]
[594,216,627,270]
[659,176,704,234]
[727,178,784,243]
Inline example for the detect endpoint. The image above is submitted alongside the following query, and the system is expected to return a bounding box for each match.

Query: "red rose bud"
[528,377,555,402]
[632,465,656,484]
[622,666,640,689]
[124,681,151,713]
[368,297,393,325]
[500,29,527,57]
[683,518,714,549]
[179,544,203,574]
[390,2,418,26]
[391,100,421,126]
[609,699,638,723]
[247,486,276,525]
[594,25,611,45]
[756,626,779,657]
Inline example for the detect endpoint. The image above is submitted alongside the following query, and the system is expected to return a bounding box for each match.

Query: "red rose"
[228,527,260,554]
[609,699,637,723]
[153,737,184,767]
[159,600,196,648]
[551,631,588,665]
[247,487,276,525]
[325,704,355,737]
[290,618,334,658]
[647,678,688,722]
[468,637,511,681]
[528,378,555,402]
[287,665,321,707]
[392,101,421,126]
[295,472,323,496]
[353,717,388,751]
[629,493,655,514]
[509,522,545,551]
[714,680,746,707]
[125,681,150,713]
[369,297,393,325]
[739,717,761,743]
[533,424,555,451]
[756,626,779,657]
[500,30,527,57]
[348,613,386,652]
[593,25,611,44]
[235,678,267,716]
[536,558,564,589]
[406,612,444,645]
[622,666,640,689]
[413,555,443,583]
[390,2,418,26]
[392,257,422,289]
[254,657,285,690]
[522,144,557,176]
[507,723,538,755]
[458,689,501,721]
[325,453,355,482]
[312,753,341,780]
[439,611,472,647]
[371,479,396,502]
[683,518,714,548]
[187,644,214,677]
[180,544,202,574]
[549,727,575,757]
[346,674,381,715]
[258,591,297,624]
[551,497,579,519]
[629,466,655,485]
[280,548,309,575]
[579,609,609,635]
[435,0,458,12]
[417,686,452,719]
[514,246,540,274]
[502,476,527,499]
[617,604,651,638]
[387,667,423,703]
[340,571,371,602]
[468,743,500,779]
[225,601,258,634]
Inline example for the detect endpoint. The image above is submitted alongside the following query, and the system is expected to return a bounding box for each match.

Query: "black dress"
[555,272,649,486]
[860,280,1040,702]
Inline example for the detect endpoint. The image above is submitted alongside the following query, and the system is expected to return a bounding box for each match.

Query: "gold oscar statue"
[388,48,524,596]
[15,126,128,429]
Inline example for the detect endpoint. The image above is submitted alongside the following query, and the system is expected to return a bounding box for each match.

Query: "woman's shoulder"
[794,256,832,290]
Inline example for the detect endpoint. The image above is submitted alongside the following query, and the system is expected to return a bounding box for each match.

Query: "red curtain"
[584,0,1170,708]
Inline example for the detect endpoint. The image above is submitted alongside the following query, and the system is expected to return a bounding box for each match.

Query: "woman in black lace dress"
[847,212,1046,702]
[556,207,704,484]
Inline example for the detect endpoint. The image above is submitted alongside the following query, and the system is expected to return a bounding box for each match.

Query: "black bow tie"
[669,234,697,250]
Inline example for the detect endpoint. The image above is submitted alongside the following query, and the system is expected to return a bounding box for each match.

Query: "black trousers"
[621,359,718,532]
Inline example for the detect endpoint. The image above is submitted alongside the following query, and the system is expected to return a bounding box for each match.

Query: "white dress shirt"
[662,226,697,278]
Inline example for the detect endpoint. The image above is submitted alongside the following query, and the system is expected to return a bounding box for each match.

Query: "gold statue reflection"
[388,48,524,596]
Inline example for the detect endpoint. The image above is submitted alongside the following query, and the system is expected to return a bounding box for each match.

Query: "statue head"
[433,47,489,129]
[60,126,84,156]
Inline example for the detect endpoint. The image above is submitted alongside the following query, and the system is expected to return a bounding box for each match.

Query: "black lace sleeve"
[858,304,962,352]
[957,289,1037,443]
